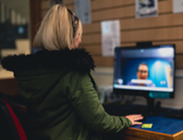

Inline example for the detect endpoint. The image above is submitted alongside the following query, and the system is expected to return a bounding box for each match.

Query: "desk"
[121,116,183,140]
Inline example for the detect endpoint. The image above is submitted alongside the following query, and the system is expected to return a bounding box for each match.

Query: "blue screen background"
[122,58,173,88]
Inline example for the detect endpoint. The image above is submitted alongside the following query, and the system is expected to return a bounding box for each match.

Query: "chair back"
[0,94,28,140]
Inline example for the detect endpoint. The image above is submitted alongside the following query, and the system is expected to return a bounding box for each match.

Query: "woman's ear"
[74,36,78,44]
[74,37,78,47]
[73,35,79,48]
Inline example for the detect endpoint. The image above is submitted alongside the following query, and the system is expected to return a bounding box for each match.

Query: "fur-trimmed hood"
[1,48,95,73]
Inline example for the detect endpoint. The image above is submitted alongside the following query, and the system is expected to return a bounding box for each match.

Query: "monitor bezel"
[112,44,176,99]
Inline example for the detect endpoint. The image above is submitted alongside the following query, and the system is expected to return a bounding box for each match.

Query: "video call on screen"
[113,45,175,92]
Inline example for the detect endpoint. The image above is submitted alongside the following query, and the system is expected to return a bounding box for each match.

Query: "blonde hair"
[33,4,80,50]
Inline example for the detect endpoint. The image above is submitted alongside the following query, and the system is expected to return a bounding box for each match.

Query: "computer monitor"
[113,44,175,113]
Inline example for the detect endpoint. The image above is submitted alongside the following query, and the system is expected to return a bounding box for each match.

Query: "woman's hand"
[125,114,144,125]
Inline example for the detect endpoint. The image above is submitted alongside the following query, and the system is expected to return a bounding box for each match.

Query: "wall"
[63,0,183,69]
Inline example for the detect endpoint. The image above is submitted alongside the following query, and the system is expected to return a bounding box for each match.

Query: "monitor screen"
[113,44,175,98]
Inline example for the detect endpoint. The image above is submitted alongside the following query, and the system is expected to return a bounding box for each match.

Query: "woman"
[1,4,143,140]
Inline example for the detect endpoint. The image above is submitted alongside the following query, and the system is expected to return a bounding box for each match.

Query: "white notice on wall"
[101,20,120,56]
[173,0,183,13]
[75,0,91,24]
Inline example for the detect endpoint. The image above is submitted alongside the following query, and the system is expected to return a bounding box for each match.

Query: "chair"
[0,94,28,140]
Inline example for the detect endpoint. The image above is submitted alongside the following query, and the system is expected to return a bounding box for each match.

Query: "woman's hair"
[33,4,81,50]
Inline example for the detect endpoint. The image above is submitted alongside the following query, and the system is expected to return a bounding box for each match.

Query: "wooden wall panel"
[83,13,183,34]
[121,13,183,30]
[91,0,171,22]
[91,0,134,11]
[62,0,183,68]
[93,56,114,67]
[40,0,50,18]
[62,0,74,10]
[90,0,171,13]
[62,0,74,5]
[93,55,183,69]
[82,27,183,45]
[83,23,100,34]
[122,27,183,42]
[82,34,101,44]
[81,45,101,55]
[92,6,135,21]
[82,41,183,56]
[41,0,50,9]
[176,55,183,69]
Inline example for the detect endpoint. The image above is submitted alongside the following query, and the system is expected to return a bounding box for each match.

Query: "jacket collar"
[1,48,95,73]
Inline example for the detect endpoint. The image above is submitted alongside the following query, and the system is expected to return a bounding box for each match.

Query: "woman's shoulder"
[1,48,95,74]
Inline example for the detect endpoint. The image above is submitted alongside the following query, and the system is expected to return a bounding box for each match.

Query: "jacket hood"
[1,48,95,73]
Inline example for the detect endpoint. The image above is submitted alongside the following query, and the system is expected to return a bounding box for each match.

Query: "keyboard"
[163,109,183,120]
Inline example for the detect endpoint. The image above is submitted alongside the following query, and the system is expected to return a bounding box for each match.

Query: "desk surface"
[103,103,183,139]
[121,116,183,140]
[132,116,183,135]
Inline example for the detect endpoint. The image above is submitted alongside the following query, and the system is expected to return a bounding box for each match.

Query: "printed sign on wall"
[101,20,120,56]
[135,0,158,18]
[173,0,183,13]
[75,0,91,24]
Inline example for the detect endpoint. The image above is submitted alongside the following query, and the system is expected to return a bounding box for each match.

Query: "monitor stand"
[144,94,159,116]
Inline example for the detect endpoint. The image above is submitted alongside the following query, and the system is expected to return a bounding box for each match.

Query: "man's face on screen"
[137,64,149,80]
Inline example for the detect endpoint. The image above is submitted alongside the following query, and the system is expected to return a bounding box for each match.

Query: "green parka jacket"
[1,48,132,140]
